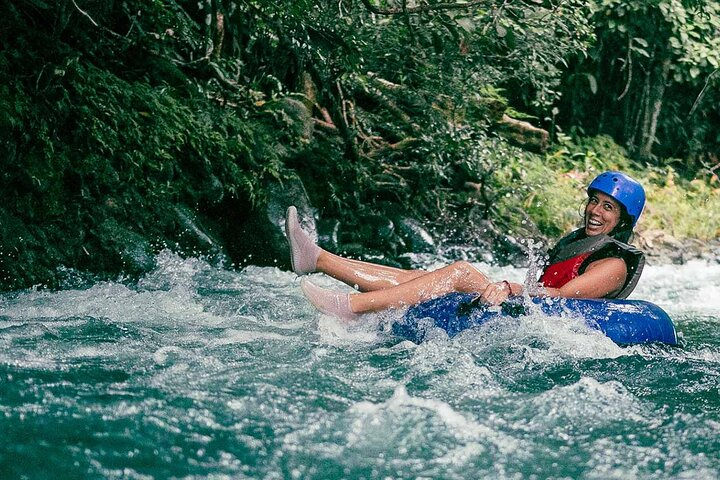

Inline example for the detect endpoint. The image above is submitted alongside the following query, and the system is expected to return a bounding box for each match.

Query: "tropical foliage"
[560,0,720,166]
[0,0,717,289]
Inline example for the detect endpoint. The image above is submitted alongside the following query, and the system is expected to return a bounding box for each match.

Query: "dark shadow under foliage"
[0,0,308,288]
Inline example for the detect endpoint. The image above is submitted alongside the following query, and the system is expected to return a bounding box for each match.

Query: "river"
[1,250,718,479]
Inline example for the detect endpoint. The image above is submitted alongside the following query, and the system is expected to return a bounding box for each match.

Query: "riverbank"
[1,164,717,293]
[2,1,718,292]
[2,199,715,296]
[637,230,719,265]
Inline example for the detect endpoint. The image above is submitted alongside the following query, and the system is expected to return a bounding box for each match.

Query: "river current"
[1,250,718,479]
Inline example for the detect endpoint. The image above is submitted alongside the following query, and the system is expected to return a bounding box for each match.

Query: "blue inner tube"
[393,293,678,346]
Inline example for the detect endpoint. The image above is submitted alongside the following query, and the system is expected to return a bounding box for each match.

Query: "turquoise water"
[1,251,719,479]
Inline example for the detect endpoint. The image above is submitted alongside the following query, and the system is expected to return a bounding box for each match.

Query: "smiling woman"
[286,171,647,321]
[585,191,622,236]
[538,171,646,300]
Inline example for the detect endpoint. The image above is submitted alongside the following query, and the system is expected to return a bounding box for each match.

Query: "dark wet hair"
[610,208,634,243]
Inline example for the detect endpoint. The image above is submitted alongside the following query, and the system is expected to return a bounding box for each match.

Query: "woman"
[287,171,646,321]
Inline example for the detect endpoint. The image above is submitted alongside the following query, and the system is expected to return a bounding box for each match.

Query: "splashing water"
[1,251,718,478]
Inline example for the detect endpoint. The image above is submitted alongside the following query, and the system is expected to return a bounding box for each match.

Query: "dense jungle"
[1,0,719,291]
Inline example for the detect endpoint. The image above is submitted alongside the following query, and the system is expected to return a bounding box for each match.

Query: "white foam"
[315,314,382,346]
[209,328,293,346]
[634,260,720,315]
[71,346,106,358]
[455,311,627,368]
[152,346,186,365]
[585,413,720,479]
[348,384,521,455]
[521,377,652,429]
[408,336,497,395]
[0,281,222,327]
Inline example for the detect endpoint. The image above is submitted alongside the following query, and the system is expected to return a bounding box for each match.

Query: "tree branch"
[689,68,719,117]
[71,0,122,38]
[617,35,633,101]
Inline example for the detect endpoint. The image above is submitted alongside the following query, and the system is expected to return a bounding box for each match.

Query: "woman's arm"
[543,257,628,299]
[479,257,627,305]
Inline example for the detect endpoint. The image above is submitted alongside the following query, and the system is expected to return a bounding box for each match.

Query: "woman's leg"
[301,261,492,320]
[286,206,424,291]
[349,261,491,312]
[317,251,426,292]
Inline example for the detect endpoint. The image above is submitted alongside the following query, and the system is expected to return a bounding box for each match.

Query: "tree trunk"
[636,59,670,160]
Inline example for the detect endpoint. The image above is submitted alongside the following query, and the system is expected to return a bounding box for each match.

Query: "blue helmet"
[587,171,646,227]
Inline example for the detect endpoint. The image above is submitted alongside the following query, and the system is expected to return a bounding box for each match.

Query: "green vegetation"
[496,135,720,241]
[561,0,720,166]
[0,0,718,290]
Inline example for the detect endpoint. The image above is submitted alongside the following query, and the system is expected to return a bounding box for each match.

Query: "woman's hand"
[479,281,513,305]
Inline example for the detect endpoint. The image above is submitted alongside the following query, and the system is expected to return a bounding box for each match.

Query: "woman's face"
[584,191,622,236]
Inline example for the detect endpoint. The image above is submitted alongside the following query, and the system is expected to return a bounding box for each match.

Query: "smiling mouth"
[587,219,602,227]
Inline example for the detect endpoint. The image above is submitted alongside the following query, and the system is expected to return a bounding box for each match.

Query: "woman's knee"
[447,261,489,291]
[449,260,476,275]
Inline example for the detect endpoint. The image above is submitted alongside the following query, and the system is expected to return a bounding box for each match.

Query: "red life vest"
[539,229,645,299]
[538,252,593,288]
